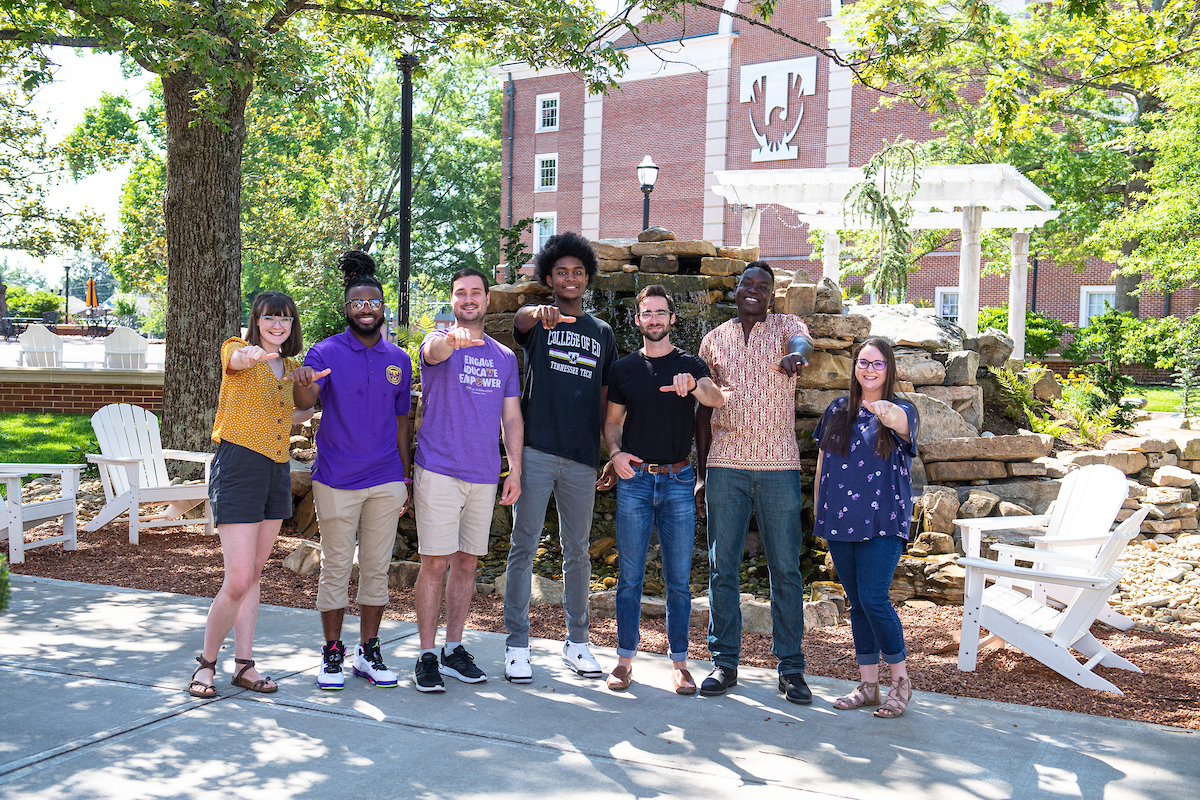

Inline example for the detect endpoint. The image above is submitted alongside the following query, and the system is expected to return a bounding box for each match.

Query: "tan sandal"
[833,681,880,709]
[232,658,278,694]
[188,655,217,698]
[606,664,632,691]
[672,668,697,695]
[873,678,912,718]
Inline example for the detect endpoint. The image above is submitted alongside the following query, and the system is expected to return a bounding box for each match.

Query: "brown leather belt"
[643,460,690,474]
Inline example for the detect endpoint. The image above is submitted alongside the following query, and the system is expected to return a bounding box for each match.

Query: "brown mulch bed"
[10,522,1200,730]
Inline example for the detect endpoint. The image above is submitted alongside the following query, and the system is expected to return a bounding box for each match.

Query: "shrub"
[1063,306,1140,403]
[987,365,1046,421]
[978,306,1073,360]
[6,286,62,317]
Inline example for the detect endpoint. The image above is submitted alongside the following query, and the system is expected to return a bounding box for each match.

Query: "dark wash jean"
[704,467,806,676]
[827,536,908,665]
[615,464,695,660]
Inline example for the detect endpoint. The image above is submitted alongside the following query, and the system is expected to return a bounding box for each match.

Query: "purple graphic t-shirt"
[415,329,520,485]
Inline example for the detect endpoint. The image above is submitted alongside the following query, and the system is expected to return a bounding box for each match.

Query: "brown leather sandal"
[873,678,912,718]
[833,681,880,709]
[673,668,697,695]
[189,655,218,698]
[606,664,632,691]
[232,658,278,694]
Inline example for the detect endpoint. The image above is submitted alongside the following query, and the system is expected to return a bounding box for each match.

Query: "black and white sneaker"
[414,652,446,693]
[317,640,346,690]
[439,645,487,683]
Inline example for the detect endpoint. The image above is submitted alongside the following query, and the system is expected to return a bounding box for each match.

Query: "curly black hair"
[339,250,383,298]
[532,231,598,289]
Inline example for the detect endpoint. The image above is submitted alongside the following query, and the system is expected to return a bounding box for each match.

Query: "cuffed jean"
[615,464,695,661]
[504,447,596,647]
[827,536,908,665]
[705,467,806,676]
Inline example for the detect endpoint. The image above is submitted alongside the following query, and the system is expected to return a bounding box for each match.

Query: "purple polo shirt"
[305,328,413,490]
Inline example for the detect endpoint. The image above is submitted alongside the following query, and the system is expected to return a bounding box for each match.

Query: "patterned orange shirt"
[211,337,301,463]
[699,314,811,471]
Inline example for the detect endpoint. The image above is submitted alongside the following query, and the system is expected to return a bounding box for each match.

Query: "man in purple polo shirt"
[410,268,522,692]
[292,250,412,691]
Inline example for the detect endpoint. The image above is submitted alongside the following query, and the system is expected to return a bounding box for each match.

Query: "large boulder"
[897,391,978,446]
[630,240,717,258]
[638,226,677,242]
[795,388,845,416]
[590,238,637,260]
[925,461,1008,483]
[921,485,961,534]
[959,489,1001,518]
[1058,450,1148,475]
[700,256,745,276]
[802,313,871,341]
[965,327,1015,368]
[915,385,983,430]
[796,351,852,390]
[957,479,1063,515]
[717,245,759,261]
[895,350,947,386]
[933,350,979,386]
[1032,370,1062,401]
[919,433,1054,463]
[815,278,843,314]
[1105,436,1176,453]
[856,304,964,352]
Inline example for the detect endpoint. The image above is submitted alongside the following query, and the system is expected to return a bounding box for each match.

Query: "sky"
[2,50,154,286]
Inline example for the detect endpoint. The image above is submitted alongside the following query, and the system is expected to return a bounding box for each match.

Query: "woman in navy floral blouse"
[813,337,919,718]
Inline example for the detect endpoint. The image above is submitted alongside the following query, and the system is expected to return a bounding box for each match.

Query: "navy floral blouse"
[812,396,919,543]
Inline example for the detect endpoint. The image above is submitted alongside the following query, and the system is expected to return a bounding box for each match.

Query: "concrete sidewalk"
[1,576,1195,799]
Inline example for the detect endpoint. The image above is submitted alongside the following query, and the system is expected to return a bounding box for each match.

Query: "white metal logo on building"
[740,57,817,162]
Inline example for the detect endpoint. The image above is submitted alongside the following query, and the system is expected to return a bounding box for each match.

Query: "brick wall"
[0,368,163,414]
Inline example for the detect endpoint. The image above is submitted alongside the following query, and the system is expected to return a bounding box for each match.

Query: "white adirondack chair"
[954,464,1135,630]
[103,326,149,369]
[83,404,214,544]
[956,505,1149,695]
[17,323,64,366]
[0,463,83,564]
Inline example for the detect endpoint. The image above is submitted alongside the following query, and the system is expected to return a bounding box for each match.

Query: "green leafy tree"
[0,261,49,291]
[0,0,629,453]
[6,285,62,317]
[979,306,1073,360]
[1064,306,1141,403]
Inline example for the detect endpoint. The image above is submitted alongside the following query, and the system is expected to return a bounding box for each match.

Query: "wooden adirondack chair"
[954,463,1135,630]
[17,323,64,366]
[83,404,214,544]
[956,505,1149,695]
[0,463,82,564]
[103,326,149,369]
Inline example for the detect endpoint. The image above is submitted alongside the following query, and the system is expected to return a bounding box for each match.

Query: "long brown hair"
[823,337,900,459]
[247,291,303,358]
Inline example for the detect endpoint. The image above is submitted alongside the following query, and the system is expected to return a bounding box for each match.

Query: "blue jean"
[615,464,695,661]
[705,467,806,675]
[827,536,908,665]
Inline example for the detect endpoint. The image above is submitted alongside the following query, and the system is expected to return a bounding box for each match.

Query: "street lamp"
[395,53,420,332]
[637,155,659,233]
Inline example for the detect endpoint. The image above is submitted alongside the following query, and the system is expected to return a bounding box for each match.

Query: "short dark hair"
[533,231,598,289]
[451,268,490,294]
[742,260,775,281]
[339,250,383,300]
[635,283,675,315]
[247,291,303,358]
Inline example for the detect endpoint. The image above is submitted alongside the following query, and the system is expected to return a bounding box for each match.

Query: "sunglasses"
[345,299,384,311]
[261,315,293,327]
[856,359,888,372]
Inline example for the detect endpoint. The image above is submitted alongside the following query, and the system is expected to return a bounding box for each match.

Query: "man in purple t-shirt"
[411,268,523,693]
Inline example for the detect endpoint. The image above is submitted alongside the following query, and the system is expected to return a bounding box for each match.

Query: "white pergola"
[712,165,1060,358]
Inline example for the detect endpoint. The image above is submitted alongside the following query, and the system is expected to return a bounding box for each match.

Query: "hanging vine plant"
[841,141,923,303]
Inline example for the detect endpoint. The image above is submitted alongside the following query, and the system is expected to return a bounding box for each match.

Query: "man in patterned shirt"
[695,261,815,704]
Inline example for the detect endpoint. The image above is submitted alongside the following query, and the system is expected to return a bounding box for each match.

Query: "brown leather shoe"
[672,668,697,695]
[606,664,632,691]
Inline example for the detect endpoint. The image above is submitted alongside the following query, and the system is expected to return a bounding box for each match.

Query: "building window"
[535,153,558,192]
[935,287,960,323]
[533,214,557,253]
[1079,286,1117,327]
[536,93,560,132]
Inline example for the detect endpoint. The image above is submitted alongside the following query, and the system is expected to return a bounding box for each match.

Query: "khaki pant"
[313,480,407,611]
[414,465,495,557]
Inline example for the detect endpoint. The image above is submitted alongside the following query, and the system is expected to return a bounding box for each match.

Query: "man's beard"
[348,314,385,336]
[640,324,670,342]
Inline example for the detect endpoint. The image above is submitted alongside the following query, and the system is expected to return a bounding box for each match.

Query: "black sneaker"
[317,640,345,690]
[414,652,445,693]
[440,645,487,683]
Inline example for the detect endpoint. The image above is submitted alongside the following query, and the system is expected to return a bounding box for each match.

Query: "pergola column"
[741,205,761,248]
[822,230,841,282]
[958,205,983,337]
[1009,229,1029,362]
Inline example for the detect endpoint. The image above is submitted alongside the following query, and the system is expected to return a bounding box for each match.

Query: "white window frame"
[536,93,560,132]
[935,286,960,322]
[534,152,558,193]
[532,213,557,253]
[1079,285,1117,328]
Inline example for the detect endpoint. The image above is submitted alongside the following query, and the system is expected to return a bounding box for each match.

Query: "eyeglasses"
[261,315,293,327]
[345,299,384,311]
[637,310,671,321]
[856,359,887,372]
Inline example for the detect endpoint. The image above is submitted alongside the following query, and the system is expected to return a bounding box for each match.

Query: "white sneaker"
[317,641,346,690]
[562,641,603,678]
[352,638,398,688]
[504,646,532,684]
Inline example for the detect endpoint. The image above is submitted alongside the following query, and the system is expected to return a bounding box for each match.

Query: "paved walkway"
[1,575,1195,799]
[0,335,165,368]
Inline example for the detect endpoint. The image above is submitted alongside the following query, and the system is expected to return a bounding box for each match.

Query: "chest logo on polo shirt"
[386,364,403,385]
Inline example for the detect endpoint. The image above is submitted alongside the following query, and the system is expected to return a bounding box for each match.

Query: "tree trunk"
[1115,159,1150,315]
[160,72,252,455]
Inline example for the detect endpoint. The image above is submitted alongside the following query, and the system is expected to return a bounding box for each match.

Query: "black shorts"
[209,440,292,525]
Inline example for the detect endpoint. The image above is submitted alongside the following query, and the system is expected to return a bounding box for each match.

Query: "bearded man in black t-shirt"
[599,284,724,695]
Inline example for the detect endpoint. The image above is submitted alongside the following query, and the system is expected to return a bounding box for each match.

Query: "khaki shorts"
[313,480,407,611]
[414,465,495,557]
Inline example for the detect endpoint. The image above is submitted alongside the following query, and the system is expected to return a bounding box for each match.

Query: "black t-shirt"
[607,347,711,464]
[515,311,617,469]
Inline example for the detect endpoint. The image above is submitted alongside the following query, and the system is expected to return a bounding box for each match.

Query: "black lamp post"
[395,53,420,332]
[637,155,659,232]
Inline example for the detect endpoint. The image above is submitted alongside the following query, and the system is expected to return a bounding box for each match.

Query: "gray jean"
[504,447,597,647]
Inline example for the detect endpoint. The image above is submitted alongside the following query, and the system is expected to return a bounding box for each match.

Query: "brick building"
[494,0,1195,335]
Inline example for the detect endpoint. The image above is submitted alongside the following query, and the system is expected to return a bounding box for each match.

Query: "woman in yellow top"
[188,291,327,697]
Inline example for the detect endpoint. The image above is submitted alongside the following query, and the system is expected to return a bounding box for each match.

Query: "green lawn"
[1130,386,1181,413]
[0,412,97,465]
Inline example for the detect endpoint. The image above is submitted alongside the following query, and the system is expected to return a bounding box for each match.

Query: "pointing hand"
[284,366,331,388]
[658,373,697,397]
[532,305,577,329]
[448,327,485,349]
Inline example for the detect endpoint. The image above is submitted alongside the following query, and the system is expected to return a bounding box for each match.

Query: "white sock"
[444,641,461,654]
[420,648,436,658]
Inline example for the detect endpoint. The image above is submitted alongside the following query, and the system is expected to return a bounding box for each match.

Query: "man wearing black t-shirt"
[502,231,617,683]
[600,284,724,695]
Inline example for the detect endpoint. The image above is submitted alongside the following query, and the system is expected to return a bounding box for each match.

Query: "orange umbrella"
[86,278,98,308]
